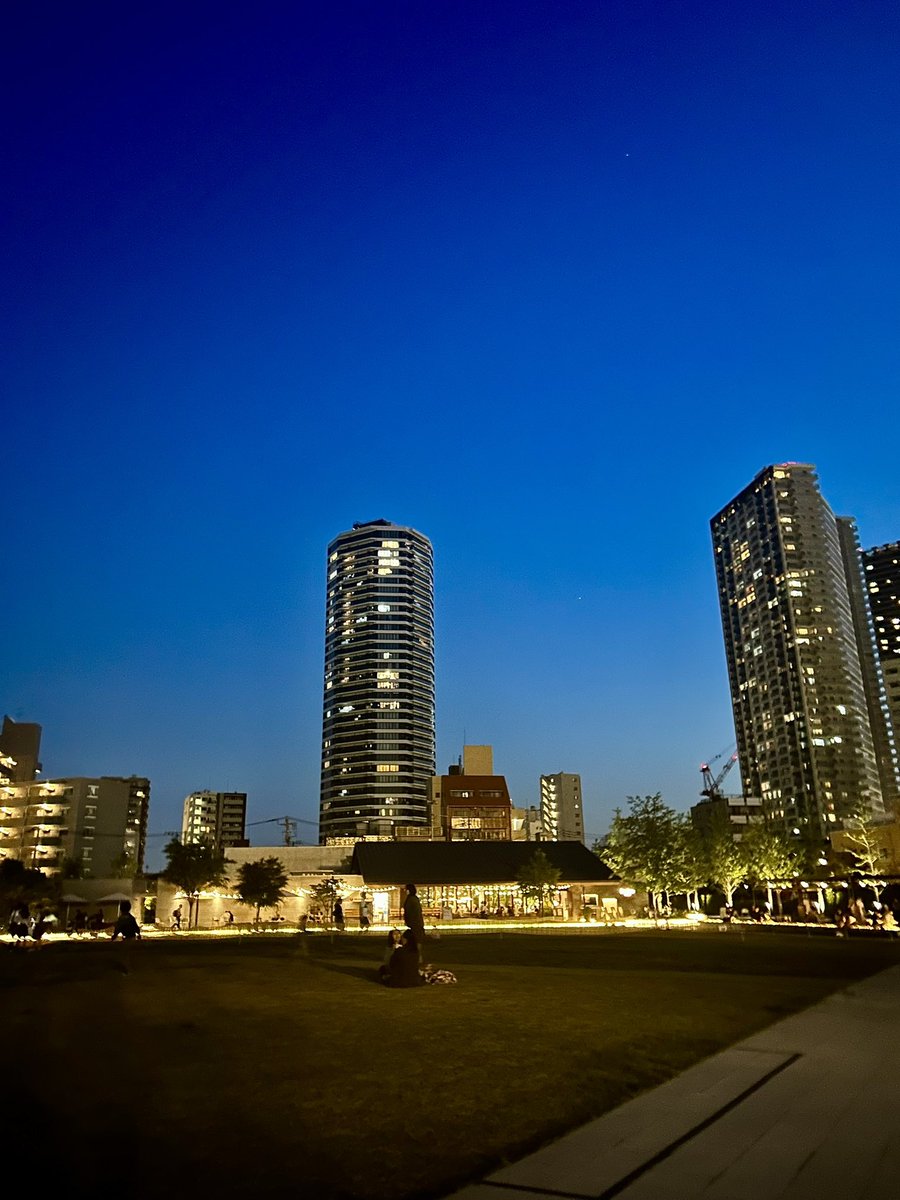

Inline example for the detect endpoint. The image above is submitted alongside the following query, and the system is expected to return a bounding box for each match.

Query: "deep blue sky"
[3,1,899,871]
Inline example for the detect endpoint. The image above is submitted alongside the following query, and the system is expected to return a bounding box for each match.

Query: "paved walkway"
[448,963,900,1200]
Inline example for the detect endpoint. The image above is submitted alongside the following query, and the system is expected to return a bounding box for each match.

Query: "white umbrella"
[96,892,133,903]
[61,893,88,927]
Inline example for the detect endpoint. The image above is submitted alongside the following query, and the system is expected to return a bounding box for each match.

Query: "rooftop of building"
[350,840,611,885]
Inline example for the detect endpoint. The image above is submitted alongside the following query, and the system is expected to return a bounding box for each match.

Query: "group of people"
[331,895,371,931]
[377,883,457,988]
[68,908,109,937]
[834,899,899,936]
[7,901,56,943]
[7,900,143,943]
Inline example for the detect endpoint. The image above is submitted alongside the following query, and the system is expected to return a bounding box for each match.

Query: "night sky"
[4,1,899,871]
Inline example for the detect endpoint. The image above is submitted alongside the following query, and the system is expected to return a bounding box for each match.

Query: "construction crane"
[699,749,739,800]
[245,815,319,846]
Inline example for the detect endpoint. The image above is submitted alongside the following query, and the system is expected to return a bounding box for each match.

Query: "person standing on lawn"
[402,883,425,956]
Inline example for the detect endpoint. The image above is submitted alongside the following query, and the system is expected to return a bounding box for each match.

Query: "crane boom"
[699,751,738,799]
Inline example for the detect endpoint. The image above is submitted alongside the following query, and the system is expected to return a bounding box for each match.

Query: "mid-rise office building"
[711,463,898,837]
[319,519,435,841]
[429,744,513,840]
[430,746,514,841]
[0,775,149,876]
[182,790,248,851]
[540,772,585,842]
[0,715,42,783]
[862,540,900,757]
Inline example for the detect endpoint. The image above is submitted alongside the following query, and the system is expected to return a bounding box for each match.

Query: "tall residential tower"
[862,541,900,762]
[711,463,898,838]
[319,520,435,841]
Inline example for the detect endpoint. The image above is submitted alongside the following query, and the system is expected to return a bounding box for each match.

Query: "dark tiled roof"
[350,840,612,885]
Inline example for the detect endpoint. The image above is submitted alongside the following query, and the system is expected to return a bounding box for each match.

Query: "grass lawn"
[4,926,897,1199]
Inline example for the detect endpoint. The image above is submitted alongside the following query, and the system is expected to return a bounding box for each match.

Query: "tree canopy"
[515,850,561,914]
[236,857,288,922]
[600,794,691,909]
[697,809,745,907]
[162,838,230,928]
[0,858,57,908]
[308,875,343,923]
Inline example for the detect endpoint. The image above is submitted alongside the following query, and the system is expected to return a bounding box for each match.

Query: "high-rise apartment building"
[0,775,149,875]
[319,519,435,842]
[711,463,898,838]
[182,790,248,851]
[540,773,585,842]
[862,540,900,761]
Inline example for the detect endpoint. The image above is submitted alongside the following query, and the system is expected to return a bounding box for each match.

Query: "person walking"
[402,883,425,955]
[359,895,371,931]
[171,905,183,931]
[333,897,345,932]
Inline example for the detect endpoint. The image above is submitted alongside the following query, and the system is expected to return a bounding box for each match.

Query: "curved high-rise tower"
[319,519,435,842]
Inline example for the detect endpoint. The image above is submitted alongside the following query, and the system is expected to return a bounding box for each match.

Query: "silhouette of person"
[111,900,141,941]
[402,884,425,953]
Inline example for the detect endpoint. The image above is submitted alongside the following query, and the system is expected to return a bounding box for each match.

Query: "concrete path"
[447,963,900,1200]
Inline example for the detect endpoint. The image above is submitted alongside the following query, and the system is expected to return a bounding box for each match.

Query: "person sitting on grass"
[377,929,403,981]
[111,900,141,941]
[381,929,425,988]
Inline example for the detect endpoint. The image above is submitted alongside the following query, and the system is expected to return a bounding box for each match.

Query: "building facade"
[0,775,150,876]
[711,463,897,838]
[429,745,514,841]
[862,540,900,762]
[540,772,585,842]
[319,519,435,841]
[182,790,248,851]
[0,715,42,783]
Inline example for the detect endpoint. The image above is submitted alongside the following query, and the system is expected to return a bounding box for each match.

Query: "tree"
[740,821,802,915]
[842,807,891,900]
[0,858,56,909]
[515,850,561,915]
[162,838,230,929]
[600,794,690,912]
[308,875,343,924]
[110,850,138,878]
[60,853,85,879]
[696,811,745,907]
[237,857,288,923]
